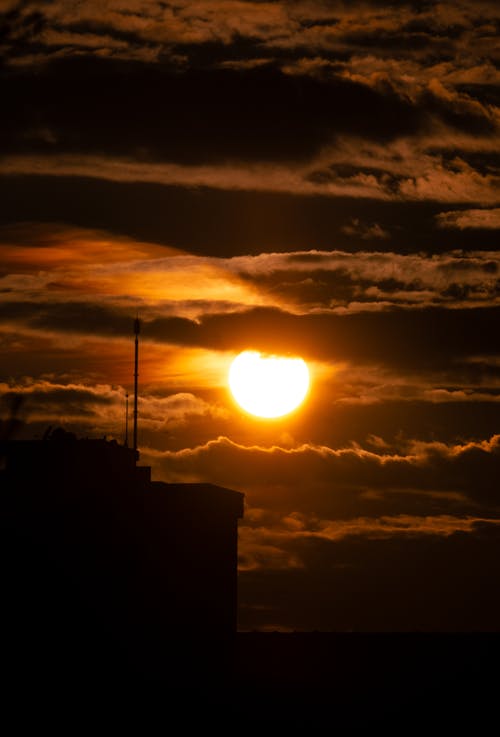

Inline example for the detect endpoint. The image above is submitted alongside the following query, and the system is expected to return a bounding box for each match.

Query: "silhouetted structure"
[133,316,140,451]
[0,428,243,685]
[2,431,499,729]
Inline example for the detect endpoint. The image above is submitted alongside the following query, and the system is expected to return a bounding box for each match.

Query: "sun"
[228,351,310,418]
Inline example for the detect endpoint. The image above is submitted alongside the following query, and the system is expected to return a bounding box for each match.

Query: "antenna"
[124,393,129,447]
[133,316,140,453]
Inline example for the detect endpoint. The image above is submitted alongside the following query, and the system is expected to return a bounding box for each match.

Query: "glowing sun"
[229,351,310,418]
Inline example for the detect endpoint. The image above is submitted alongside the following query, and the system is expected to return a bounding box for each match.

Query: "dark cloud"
[163,447,500,621]
[2,177,500,257]
[341,218,390,240]
[1,1,497,176]
[0,378,225,440]
[143,432,500,523]
[0,299,133,336]
[239,523,500,631]
[0,56,424,165]
[153,306,499,368]
[1,298,499,370]
[310,398,500,448]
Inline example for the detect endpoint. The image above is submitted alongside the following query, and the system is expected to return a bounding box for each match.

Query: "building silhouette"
[0,428,244,684]
[1,430,498,730]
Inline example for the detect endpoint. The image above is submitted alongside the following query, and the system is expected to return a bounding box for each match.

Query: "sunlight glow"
[229,351,310,418]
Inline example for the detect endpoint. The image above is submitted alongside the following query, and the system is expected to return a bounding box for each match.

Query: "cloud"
[1,294,499,374]
[0,153,392,199]
[238,512,500,571]
[3,2,500,206]
[0,227,498,414]
[341,218,390,240]
[3,127,499,203]
[0,54,425,167]
[239,519,500,631]
[230,249,500,311]
[2,1,295,55]
[143,433,500,510]
[1,222,499,316]
[0,222,265,316]
[150,305,500,368]
[2,6,499,208]
[322,54,500,99]
[0,378,227,434]
[436,207,500,230]
[8,1,495,65]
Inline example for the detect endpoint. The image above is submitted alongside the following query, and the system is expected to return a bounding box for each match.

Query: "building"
[0,428,244,682]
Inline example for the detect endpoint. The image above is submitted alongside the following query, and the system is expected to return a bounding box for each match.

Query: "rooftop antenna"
[124,392,129,447]
[133,315,140,453]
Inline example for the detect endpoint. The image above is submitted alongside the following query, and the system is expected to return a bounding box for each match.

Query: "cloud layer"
[1,1,499,209]
[1,1,499,630]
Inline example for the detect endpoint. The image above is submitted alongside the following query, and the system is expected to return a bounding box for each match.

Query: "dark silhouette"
[0,428,243,702]
[133,315,140,452]
[2,429,499,730]
[0,393,25,443]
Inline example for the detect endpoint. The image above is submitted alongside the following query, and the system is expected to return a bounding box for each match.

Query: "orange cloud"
[238,513,500,570]
[0,377,228,434]
[436,207,500,230]
[143,433,500,508]
[0,223,265,313]
[3,125,499,203]
[0,222,177,271]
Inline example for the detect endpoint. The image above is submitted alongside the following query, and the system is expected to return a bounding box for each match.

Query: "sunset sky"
[1,0,500,631]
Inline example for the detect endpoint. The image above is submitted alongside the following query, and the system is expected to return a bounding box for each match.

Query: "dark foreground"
[4,632,499,731]
[235,632,498,731]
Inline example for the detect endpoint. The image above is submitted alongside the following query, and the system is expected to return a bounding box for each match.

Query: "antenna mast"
[124,393,129,447]
[133,316,140,453]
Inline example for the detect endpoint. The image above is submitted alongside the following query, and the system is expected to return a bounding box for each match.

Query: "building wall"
[0,435,244,679]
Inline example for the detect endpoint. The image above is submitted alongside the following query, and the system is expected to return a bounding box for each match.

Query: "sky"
[1,0,500,631]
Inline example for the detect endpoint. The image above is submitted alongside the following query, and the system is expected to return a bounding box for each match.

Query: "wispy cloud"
[2,225,498,318]
[341,218,390,240]
[238,512,500,570]
[436,207,500,230]
[3,133,499,203]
